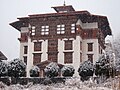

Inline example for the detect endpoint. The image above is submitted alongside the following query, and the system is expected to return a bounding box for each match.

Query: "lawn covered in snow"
[0,77,118,90]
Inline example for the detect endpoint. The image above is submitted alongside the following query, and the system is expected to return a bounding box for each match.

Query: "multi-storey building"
[10,4,112,77]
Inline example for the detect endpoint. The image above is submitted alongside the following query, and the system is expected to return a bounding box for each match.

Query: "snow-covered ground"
[0,77,119,90]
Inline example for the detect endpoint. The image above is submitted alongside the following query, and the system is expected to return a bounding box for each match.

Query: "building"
[10,4,112,77]
[0,51,7,60]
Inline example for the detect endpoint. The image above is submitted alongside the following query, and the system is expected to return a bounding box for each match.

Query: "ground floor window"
[87,54,93,63]
[33,53,41,65]
[23,56,27,65]
[64,52,73,64]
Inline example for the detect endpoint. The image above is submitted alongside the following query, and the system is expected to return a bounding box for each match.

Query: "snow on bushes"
[0,61,8,77]
[44,62,60,78]
[94,54,111,78]
[61,65,75,77]
[30,65,40,77]
[78,60,94,81]
[7,58,26,77]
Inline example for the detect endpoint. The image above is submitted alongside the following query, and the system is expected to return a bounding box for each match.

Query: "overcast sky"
[0,0,120,60]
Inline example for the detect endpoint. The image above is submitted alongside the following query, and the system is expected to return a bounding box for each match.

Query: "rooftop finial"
[63,0,66,6]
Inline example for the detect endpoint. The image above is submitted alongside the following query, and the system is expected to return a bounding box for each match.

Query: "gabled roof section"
[0,51,7,60]
[52,5,75,13]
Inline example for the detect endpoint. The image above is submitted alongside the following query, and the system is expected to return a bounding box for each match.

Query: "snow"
[44,62,60,78]
[61,65,75,77]
[30,65,40,77]
[0,77,117,90]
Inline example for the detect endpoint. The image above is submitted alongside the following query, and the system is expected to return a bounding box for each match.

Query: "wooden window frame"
[57,24,65,34]
[80,41,82,50]
[34,42,42,51]
[64,52,73,64]
[64,40,73,50]
[71,24,75,33]
[24,46,28,54]
[80,53,82,62]
[33,53,41,65]
[87,54,93,63]
[87,43,93,52]
[23,56,27,65]
[31,26,35,36]
[41,25,49,35]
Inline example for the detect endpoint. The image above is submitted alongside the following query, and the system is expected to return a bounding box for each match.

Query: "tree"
[0,61,8,77]
[44,62,60,78]
[7,58,26,77]
[61,65,75,77]
[78,60,94,81]
[30,65,40,77]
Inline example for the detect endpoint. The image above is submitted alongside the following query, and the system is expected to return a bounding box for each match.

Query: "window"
[71,24,75,33]
[34,42,42,51]
[87,43,93,51]
[23,56,27,65]
[64,52,73,64]
[80,53,82,62]
[33,53,41,65]
[57,24,65,34]
[87,54,93,63]
[24,46,28,54]
[41,26,49,35]
[80,41,82,50]
[64,40,73,50]
[31,26,35,36]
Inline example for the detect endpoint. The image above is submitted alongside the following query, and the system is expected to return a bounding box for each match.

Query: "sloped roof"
[0,51,7,60]
[36,60,64,69]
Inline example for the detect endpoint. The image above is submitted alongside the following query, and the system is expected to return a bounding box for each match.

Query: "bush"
[94,54,111,78]
[78,60,94,81]
[7,58,26,77]
[30,66,40,77]
[0,61,8,77]
[61,65,75,77]
[44,62,60,78]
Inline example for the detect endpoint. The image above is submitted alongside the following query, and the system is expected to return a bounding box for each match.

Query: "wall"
[82,39,99,64]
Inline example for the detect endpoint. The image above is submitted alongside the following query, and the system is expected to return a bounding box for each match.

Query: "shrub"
[0,61,8,77]
[44,62,60,78]
[7,58,26,77]
[61,65,75,77]
[94,54,111,78]
[30,66,40,77]
[78,60,94,81]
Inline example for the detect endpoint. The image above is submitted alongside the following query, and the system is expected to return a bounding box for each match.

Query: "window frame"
[87,43,93,52]
[71,24,76,33]
[34,42,42,51]
[64,40,73,50]
[41,25,49,35]
[87,54,93,63]
[33,53,41,65]
[24,46,28,54]
[57,24,65,34]
[64,52,73,64]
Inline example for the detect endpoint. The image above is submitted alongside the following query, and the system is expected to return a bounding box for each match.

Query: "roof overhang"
[0,51,7,60]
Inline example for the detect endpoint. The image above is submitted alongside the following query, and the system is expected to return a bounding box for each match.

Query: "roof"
[36,60,64,69]
[9,5,112,36]
[0,51,7,60]
[51,5,75,12]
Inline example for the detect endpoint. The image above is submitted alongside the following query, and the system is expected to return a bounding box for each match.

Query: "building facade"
[10,5,112,77]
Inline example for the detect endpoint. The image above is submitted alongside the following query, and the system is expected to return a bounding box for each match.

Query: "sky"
[0,0,120,60]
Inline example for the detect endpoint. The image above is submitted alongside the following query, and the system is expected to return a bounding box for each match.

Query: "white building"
[10,5,112,77]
